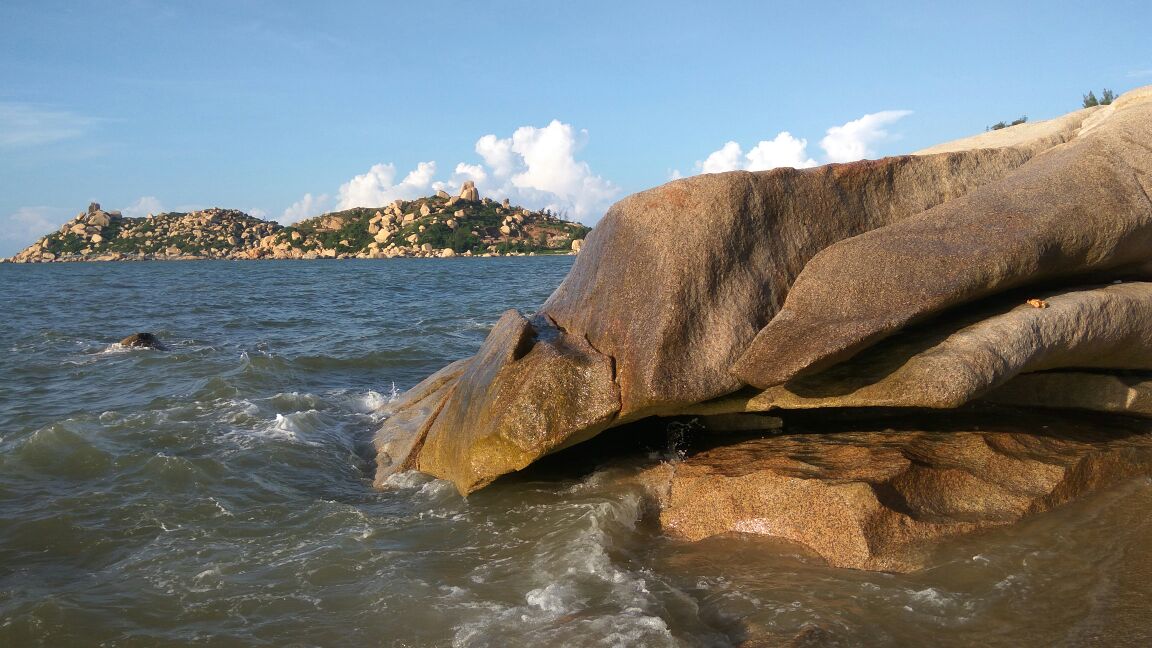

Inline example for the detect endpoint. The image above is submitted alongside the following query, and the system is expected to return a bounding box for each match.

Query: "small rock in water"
[119,332,165,350]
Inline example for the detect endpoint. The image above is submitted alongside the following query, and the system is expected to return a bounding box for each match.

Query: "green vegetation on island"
[1082,89,1115,108]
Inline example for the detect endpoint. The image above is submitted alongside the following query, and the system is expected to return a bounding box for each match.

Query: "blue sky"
[1,0,1150,256]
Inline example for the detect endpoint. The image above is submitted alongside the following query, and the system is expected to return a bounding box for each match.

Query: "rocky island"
[4,181,589,263]
[375,85,1152,571]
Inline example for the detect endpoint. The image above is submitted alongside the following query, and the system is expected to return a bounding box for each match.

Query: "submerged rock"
[376,86,1152,495]
[118,332,165,350]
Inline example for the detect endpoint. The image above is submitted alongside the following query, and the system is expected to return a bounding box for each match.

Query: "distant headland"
[3,181,590,263]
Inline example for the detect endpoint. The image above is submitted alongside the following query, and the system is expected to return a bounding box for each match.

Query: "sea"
[2,258,1151,647]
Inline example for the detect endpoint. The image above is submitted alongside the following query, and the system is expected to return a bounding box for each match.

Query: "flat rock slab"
[628,410,1152,572]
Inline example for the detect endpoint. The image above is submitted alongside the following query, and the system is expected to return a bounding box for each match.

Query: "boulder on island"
[375,86,1152,506]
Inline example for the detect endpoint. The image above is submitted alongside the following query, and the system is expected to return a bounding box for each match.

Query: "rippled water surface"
[2,259,1151,647]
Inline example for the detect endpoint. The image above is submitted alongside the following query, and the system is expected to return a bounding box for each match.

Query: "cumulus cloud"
[466,120,619,221]
[0,206,73,257]
[282,192,331,222]
[282,120,618,226]
[0,103,101,148]
[747,132,820,170]
[698,133,819,174]
[122,196,165,218]
[700,141,745,173]
[819,110,913,163]
[335,161,437,210]
[475,134,517,178]
[694,110,911,175]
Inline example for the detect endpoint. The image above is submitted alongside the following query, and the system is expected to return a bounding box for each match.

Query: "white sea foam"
[382,470,461,503]
[269,411,319,438]
[450,492,677,647]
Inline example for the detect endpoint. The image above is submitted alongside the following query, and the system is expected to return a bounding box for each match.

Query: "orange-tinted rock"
[376,310,620,493]
[630,413,1152,572]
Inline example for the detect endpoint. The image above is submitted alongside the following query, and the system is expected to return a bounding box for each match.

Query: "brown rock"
[458,180,479,202]
[699,283,1152,412]
[983,371,1152,416]
[86,211,112,227]
[733,87,1152,387]
[375,86,1152,495]
[118,332,165,350]
[629,411,1152,571]
[544,147,1043,421]
[377,311,620,492]
[318,214,350,231]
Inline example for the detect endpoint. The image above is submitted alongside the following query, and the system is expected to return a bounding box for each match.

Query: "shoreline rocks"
[376,85,1152,497]
[373,85,1152,570]
[624,408,1152,572]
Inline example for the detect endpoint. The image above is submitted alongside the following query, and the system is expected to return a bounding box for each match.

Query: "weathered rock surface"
[733,87,1152,387]
[374,311,620,491]
[627,411,1152,571]
[983,371,1152,416]
[376,86,1152,495]
[690,282,1152,412]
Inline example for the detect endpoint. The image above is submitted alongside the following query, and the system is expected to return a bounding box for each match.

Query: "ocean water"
[2,258,1151,647]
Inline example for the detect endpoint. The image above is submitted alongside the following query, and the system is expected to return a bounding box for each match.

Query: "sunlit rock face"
[625,410,1152,572]
[376,85,1152,496]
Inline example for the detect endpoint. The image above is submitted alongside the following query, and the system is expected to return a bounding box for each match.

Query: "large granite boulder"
[376,86,1152,494]
[733,88,1152,387]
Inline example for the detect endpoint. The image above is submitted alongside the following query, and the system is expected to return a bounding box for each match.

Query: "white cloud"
[467,120,619,221]
[820,110,913,163]
[746,132,819,170]
[282,120,618,226]
[697,133,818,174]
[246,208,269,220]
[335,161,437,210]
[0,102,99,148]
[282,192,331,222]
[122,196,164,218]
[475,134,517,177]
[692,110,912,176]
[0,206,73,257]
[700,141,745,173]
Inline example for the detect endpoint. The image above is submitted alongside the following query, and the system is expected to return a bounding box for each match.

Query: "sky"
[1,0,1150,257]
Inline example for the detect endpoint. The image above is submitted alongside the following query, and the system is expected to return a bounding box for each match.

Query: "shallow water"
[2,259,1151,647]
